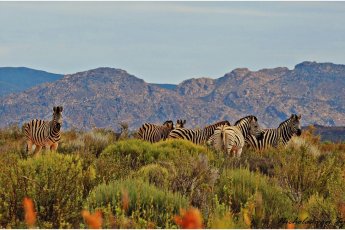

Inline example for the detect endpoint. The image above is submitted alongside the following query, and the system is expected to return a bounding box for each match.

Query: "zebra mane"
[204,120,230,129]
[278,115,296,129]
[234,115,257,126]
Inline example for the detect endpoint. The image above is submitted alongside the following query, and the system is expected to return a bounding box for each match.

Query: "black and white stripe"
[245,114,302,150]
[137,120,175,143]
[208,115,264,157]
[24,106,63,156]
[168,120,231,145]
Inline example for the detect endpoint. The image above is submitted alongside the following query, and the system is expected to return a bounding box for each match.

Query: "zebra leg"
[26,140,33,155]
[237,148,243,158]
[33,145,42,158]
[50,143,58,152]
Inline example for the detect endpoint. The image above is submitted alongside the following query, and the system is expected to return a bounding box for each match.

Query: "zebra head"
[248,116,264,141]
[53,106,63,130]
[176,119,186,128]
[236,115,264,140]
[289,114,302,136]
[162,120,174,130]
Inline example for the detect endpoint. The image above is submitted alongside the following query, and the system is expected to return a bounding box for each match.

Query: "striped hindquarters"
[137,123,172,143]
[208,125,245,155]
[24,119,58,146]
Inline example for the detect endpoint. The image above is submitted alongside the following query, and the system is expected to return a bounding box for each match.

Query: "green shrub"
[0,152,88,228]
[19,153,85,228]
[132,164,171,189]
[216,168,294,228]
[100,139,213,170]
[0,154,22,228]
[304,194,338,228]
[98,139,218,210]
[59,128,116,156]
[85,179,189,228]
[274,143,344,205]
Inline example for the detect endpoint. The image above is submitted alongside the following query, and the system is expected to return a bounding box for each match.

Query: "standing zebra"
[168,120,231,145]
[138,119,185,143]
[245,114,302,151]
[24,106,63,157]
[208,115,264,157]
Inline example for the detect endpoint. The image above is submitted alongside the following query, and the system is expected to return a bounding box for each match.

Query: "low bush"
[0,153,88,228]
[59,128,116,157]
[19,153,86,228]
[304,194,338,228]
[132,164,171,189]
[0,154,22,228]
[216,168,294,228]
[85,179,189,228]
[274,143,344,205]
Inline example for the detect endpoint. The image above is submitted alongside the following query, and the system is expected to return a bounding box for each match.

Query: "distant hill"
[312,125,345,142]
[0,61,344,131]
[0,67,63,97]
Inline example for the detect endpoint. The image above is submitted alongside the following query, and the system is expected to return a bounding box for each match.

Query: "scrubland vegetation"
[0,124,345,228]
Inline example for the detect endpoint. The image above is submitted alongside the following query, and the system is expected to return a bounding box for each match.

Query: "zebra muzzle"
[257,132,264,141]
[296,129,302,136]
[55,123,61,130]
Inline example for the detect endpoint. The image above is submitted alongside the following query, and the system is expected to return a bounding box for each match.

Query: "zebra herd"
[24,106,302,157]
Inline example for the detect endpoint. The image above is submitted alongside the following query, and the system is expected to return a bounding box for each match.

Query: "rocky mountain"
[0,61,344,130]
[0,67,63,97]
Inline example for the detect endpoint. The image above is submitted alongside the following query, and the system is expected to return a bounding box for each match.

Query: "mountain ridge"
[0,61,344,130]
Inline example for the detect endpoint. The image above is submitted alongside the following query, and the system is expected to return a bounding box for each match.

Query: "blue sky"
[0,2,345,84]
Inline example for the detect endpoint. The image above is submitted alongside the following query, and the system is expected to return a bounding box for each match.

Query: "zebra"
[168,120,231,145]
[137,120,182,143]
[207,115,264,157]
[24,106,63,157]
[176,119,186,128]
[245,114,302,151]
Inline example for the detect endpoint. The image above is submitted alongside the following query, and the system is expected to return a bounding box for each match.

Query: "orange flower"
[174,207,203,229]
[121,189,129,212]
[23,197,36,228]
[338,202,345,220]
[287,222,295,229]
[82,210,103,229]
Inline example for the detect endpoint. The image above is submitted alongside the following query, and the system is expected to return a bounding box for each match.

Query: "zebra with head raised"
[24,106,63,157]
[168,120,231,145]
[176,119,186,128]
[208,115,264,157]
[246,114,302,151]
[137,120,176,143]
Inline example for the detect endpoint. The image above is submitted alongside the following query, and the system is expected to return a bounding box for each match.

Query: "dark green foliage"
[85,179,189,228]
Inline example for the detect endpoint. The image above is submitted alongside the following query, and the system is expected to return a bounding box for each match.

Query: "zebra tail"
[222,126,230,154]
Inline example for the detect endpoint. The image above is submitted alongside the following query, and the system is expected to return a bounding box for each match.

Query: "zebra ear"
[183,120,186,125]
[297,114,301,120]
[59,106,63,112]
[251,116,257,122]
[53,106,57,112]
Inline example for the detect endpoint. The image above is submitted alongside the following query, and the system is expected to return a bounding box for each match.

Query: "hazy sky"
[1,2,345,84]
